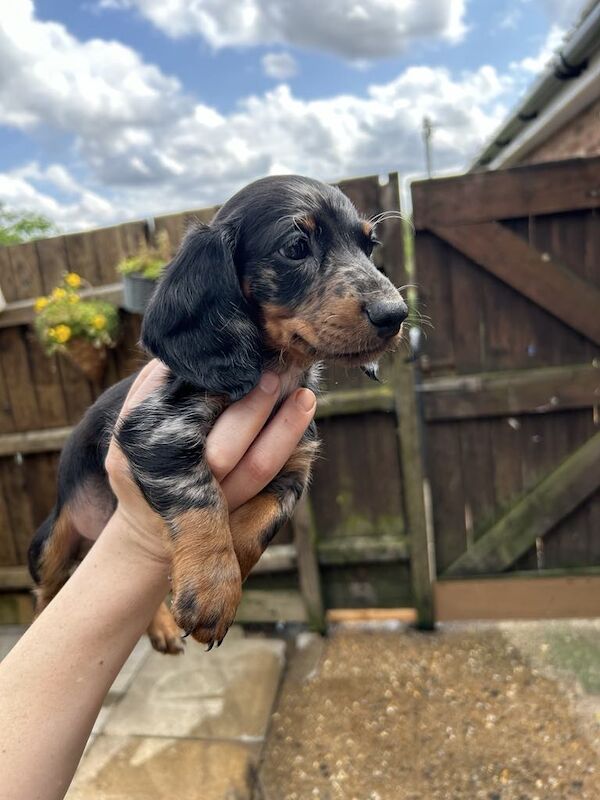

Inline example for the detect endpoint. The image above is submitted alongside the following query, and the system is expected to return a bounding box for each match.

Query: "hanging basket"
[63,338,108,383]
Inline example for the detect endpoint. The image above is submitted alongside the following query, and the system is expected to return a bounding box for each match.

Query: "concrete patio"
[1,625,285,800]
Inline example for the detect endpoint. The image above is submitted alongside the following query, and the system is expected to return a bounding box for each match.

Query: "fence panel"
[0,173,428,623]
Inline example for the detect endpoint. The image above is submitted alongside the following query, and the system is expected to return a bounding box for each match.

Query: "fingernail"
[259,372,279,394]
[295,388,316,412]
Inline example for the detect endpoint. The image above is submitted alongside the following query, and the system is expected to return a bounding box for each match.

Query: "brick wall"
[519,94,600,164]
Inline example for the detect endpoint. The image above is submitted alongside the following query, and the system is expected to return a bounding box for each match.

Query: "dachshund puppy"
[28,175,407,652]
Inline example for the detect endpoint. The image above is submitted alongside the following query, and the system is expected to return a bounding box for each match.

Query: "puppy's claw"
[206,642,214,652]
[182,630,192,639]
[217,638,224,648]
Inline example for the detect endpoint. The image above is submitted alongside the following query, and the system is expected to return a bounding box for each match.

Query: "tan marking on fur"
[298,214,317,232]
[362,220,373,237]
[169,507,241,645]
[262,290,398,366]
[35,506,78,614]
[147,601,185,655]
[230,493,281,579]
[230,440,319,579]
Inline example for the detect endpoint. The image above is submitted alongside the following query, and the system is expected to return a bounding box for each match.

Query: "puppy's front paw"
[171,552,242,649]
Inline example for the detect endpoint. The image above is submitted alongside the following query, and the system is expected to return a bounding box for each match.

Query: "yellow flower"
[53,324,72,344]
[65,272,82,288]
[68,293,80,304]
[52,287,67,301]
[91,314,107,330]
[34,297,49,312]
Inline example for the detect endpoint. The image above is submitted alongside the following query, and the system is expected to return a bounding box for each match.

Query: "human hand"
[105,359,316,563]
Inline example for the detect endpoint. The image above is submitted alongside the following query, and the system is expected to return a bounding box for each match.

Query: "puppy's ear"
[141,223,262,399]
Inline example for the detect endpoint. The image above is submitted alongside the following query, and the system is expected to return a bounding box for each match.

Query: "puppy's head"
[142,175,407,399]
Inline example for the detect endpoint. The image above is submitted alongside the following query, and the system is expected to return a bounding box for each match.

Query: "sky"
[0,0,590,232]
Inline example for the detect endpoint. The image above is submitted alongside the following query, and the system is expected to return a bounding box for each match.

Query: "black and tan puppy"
[28,175,407,652]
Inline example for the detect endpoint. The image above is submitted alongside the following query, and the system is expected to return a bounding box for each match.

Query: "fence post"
[292,493,325,632]
[393,355,435,628]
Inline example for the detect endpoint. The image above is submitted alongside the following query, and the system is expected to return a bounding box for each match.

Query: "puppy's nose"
[365,299,408,338]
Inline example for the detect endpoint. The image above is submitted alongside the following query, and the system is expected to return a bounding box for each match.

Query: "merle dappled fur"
[28,175,407,650]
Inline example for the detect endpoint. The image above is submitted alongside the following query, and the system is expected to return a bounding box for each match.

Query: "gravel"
[259,625,600,799]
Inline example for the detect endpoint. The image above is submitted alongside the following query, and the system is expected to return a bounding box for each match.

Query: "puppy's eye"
[280,237,310,261]
[368,237,382,254]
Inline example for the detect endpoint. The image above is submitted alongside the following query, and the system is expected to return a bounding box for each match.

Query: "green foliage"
[117,230,171,280]
[0,204,57,246]
[33,274,119,355]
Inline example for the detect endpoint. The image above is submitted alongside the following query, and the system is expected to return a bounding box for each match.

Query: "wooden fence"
[0,174,428,627]
[3,158,598,628]
[411,156,600,620]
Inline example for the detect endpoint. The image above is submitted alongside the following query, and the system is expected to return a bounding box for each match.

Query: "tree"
[0,204,57,246]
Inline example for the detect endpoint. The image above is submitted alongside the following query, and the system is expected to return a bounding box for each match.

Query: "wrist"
[103,506,171,576]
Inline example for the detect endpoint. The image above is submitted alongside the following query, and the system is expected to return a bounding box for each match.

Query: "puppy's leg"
[168,498,242,648]
[230,437,318,580]
[147,601,185,655]
[30,505,80,615]
[117,393,242,648]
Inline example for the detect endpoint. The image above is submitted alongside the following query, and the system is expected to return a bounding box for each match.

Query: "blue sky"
[0,0,589,231]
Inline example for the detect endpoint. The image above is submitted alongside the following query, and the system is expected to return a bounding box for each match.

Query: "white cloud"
[0,0,184,136]
[98,0,468,59]
[0,0,513,231]
[261,52,298,80]
[510,22,565,74]
[0,163,117,230]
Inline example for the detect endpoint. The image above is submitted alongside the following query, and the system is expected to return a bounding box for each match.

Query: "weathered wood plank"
[317,535,408,564]
[0,426,73,456]
[435,574,600,621]
[0,327,40,431]
[432,221,600,346]
[315,385,394,418]
[445,429,600,576]
[412,157,600,229]
[292,494,325,631]
[327,607,417,624]
[421,363,600,420]
[35,236,69,293]
[0,246,20,303]
[0,284,123,329]
[252,544,297,575]
[393,357,434,628]
[236,589,307,623]
[64,230,101,285]
[0,565,30,589]
[5,241,44,300]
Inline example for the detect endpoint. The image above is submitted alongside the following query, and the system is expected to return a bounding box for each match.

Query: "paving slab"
[104,629,285,742]
[65,735,260,800]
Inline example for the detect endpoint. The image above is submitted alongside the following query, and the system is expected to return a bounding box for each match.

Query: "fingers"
[205,372,282,481]
[220,387,316,511]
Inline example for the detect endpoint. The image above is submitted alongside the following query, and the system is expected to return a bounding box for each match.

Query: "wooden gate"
[411,156,600,620]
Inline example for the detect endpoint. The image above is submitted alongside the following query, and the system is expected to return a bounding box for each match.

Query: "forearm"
[0,511,169,800]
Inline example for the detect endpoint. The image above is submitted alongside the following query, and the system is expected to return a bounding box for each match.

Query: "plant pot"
[64,338,107,383]
[122,272,157,314]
